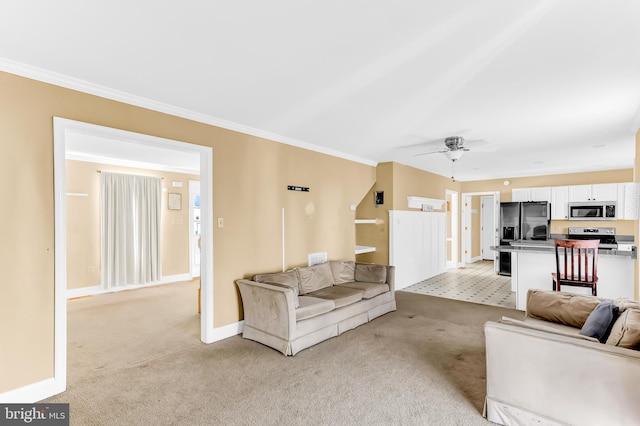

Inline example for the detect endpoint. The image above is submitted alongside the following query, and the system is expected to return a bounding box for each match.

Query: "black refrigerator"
[499,201,550,276]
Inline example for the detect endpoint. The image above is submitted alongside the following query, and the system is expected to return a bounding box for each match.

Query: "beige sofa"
[236,261,396,356]
[484,289,640,426]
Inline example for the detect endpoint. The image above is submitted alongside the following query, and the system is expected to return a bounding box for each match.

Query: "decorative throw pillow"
[354,263,387,283]
[605,308,640,349]
[579,301,620,343]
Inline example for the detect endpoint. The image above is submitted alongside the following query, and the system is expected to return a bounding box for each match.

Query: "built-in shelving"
[355,219,377,224]
[355,245,376,255]
[355,219,378,254]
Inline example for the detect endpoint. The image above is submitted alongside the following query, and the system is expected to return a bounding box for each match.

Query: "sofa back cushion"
[606,308,640,349]
[526,289,600,328]
[253,270,300,295]
[329,261,355,284]
[615,298,640,313]
[355,263,387,284]
[296,262,334,295]
[253,270,300,308]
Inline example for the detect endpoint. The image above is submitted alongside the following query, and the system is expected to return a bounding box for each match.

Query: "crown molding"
[0,57,377,167]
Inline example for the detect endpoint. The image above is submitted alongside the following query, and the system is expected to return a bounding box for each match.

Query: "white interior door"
[481,196,494,260]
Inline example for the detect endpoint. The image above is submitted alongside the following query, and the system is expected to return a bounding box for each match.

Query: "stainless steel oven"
[568,201,616,220]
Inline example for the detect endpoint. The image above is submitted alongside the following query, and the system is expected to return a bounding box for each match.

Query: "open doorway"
[461,191,500,272]
[53,118,214,396]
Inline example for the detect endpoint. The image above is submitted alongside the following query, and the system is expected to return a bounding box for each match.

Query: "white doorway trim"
[445,190,458,269]
[189,180,201,279]
[52,117,215,399]
[461,191,500,268]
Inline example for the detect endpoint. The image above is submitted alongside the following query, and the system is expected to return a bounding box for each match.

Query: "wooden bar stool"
[552,239,599,296]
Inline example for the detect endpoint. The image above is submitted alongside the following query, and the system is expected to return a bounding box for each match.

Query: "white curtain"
[100,172,162,289]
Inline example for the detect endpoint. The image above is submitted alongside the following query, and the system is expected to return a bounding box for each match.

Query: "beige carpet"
[46,283,519,425]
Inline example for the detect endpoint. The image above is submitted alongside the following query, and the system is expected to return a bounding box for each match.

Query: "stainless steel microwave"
[568,201,617,220]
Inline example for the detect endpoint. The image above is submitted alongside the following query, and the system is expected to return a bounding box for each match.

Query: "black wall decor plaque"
[287,185,309,192]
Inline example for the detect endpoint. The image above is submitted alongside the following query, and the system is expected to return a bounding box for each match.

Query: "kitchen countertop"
[491,238,636,259]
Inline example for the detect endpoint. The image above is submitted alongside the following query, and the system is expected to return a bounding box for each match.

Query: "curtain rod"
[96,170,164,179]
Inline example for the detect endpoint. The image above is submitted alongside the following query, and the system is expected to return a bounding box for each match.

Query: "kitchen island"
[492,238,636,311]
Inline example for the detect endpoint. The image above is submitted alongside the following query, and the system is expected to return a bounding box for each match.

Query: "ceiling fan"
[413,136,491,162]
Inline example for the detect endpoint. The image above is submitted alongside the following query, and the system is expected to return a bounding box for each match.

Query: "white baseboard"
[0,377,65,403]
[469,256,482,263]
[203,320,244,344]
[66,274,193,299]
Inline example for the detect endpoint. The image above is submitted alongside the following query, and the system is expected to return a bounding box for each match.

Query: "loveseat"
[236,261,396,355]
[484,289,640,426]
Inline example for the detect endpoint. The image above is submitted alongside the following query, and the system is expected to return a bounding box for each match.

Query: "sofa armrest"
[236,279,297,340]
[484,320,640,425]
[386,265,395,293]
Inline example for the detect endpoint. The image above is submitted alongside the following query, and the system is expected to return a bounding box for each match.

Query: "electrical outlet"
[217,217,224,228]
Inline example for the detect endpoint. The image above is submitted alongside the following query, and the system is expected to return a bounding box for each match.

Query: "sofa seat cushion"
[337,281,389,299]
[308,286,363,308]
[501,317,599,343]
[296,296,336,321]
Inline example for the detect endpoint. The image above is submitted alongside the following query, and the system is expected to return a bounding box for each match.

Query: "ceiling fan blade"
[463,139,494,151]
[413,150,447,157]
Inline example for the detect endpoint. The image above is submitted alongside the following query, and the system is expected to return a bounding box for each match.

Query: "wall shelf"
[407,196,445,211]
[355,245,376,255]
[355,219,377,224]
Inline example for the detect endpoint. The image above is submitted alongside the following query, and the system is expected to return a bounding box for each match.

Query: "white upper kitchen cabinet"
[511,188,530,202]
[568,184,618,202]
[531,187,551,202]
[511,187,551,202]
[591,183,618,201]
[551,186,569,220]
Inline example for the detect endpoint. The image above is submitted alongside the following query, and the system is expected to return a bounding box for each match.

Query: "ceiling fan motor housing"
[444,136,465,150]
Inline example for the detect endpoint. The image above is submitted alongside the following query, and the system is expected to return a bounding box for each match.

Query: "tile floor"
[400,260,516,309]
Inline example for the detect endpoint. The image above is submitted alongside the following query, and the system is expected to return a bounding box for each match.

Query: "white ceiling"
[2,1,640,181]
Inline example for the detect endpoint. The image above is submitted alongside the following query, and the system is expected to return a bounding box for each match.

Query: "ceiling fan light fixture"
[444,150,463,161]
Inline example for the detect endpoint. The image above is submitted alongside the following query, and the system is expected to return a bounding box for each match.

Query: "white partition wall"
[389,210,447,290]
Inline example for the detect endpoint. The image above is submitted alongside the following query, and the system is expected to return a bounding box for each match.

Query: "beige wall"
[0,71,376,393]
[66,160,199,290]
[355,162,460,264]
